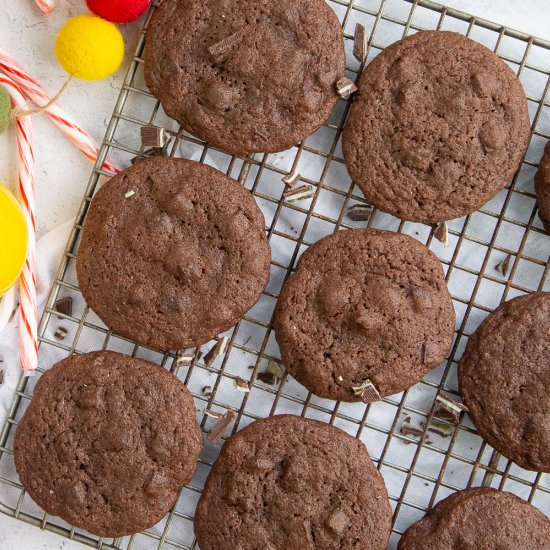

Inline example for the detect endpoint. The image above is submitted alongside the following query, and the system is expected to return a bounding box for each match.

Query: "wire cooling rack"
[1,0,549,548]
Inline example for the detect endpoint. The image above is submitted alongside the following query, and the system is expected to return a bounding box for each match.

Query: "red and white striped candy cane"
[0,72,37,374]
[35,0,55,15]
[0,52,119,174]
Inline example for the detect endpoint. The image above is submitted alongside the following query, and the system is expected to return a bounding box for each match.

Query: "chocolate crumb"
[434,221,449,245]
[54,327,68,341]
[336,77,358,98]
[326,509,349,535]
[257,371,278,385]
[208,410,237,443]
[0,370,4,385]
[353,23,367,63]
[282,171,301,188]
[208,29,246,61]
[495,253,512,277]
[351,379,381,404]
[54,297,73,319]
[176,352,195,367]
[8,305,18,323]
[233,376,250,393]
[140,126,167,148]
[204,336,229,367]
[202,385,213,397]
[428,418,453,438]
[347,204,373,222]
[283,184,315,202]
[267,360,284,380]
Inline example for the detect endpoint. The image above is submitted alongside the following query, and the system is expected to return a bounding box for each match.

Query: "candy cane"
[0,73,37,373]
[0,52,119,174]
[34,0,55,15]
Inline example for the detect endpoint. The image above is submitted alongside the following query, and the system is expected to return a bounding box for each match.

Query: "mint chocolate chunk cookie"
[274,229,455,402]
[14,351,203,537]
[77,157,271,350]
[343,31,531,223]
[535,140,550,232]
[398,487,550,549]
[144,0,345,156]
[459,292,550,472]
[195,415,392,550]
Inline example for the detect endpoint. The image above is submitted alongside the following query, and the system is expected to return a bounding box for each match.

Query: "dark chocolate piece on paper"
[353,23,367,63]
[55,297,73,319]
[140,126,167,148]
[208,410,237,443]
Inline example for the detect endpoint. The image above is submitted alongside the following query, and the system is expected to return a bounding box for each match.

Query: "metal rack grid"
[1,0,549,548]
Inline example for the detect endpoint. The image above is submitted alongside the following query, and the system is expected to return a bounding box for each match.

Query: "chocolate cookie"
[194,415,392,550]
[535,141,550,232]
[14,351,203,537]
[459,292,550,472]
[398,487,550,549]
[77,157,271,350]
[343,31,531,223]
[274,229,455,402]
[144,0,345,156]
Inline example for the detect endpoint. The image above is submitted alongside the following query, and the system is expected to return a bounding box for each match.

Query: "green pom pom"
[0,86,10,135]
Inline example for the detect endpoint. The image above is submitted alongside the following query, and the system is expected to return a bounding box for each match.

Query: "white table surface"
[0,0,549,548]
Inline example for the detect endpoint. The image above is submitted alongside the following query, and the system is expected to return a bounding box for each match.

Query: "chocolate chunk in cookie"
[144,0,345,156]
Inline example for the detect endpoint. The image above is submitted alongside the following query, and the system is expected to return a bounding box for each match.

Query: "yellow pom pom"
[55,15,125,81]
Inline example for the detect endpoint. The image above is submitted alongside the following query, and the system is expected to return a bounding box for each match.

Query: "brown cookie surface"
[144,0,345,156]
[77,157,271,350]
[535,140,550,232]
[194,415,392,550]
[459,292,550,472]
[343,31,531,223]
[274,229,455,402]
[14,351,203,537]
[398,487,550,549]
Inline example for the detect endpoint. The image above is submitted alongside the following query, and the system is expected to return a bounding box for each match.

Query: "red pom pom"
[86,0,150,23]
